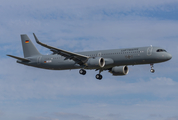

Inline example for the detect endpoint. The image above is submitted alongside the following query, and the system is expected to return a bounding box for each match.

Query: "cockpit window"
[157,49,167,52]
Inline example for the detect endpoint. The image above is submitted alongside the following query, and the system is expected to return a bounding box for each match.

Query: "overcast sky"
[0,0,178,120]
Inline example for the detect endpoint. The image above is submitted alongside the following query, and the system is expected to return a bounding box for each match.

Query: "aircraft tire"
[79,69,86,75]
[150,69,155,73]
[96,74,102,80]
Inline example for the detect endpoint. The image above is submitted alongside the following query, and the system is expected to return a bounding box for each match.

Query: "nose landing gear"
[150,64,155,73]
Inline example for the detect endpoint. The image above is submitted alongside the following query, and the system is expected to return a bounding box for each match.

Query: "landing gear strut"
[95,69,103,80]
[150,64,155,73]
[79,69,86,75]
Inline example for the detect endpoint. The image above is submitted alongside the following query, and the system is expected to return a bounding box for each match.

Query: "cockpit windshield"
[157,49,167,52]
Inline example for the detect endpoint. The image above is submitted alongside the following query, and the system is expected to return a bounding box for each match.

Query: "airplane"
[7,33,172,80]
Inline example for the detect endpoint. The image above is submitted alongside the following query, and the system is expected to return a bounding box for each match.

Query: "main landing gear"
[150,64,155,73]
[95,70,103,80]
[79,69,86,75]
[95,74,102,80]
[79,69,103,80]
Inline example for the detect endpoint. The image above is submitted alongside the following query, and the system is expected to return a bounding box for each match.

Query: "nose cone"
[166,53,172,61]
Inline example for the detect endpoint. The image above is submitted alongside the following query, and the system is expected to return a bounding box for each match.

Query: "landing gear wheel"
[150,69,155,73]
[150,64,155,73]
[79,69,86,75]
[96,74,102,80]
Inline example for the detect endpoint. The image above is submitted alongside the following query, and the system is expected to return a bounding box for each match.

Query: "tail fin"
[21,34,41,57]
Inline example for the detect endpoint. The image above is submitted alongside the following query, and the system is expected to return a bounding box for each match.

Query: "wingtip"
[33,33,40,43]
[33,33,36,37]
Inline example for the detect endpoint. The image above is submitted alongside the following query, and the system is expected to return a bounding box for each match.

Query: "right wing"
[33,33,89,65]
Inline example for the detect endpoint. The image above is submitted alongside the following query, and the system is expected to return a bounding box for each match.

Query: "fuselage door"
[97,52,102,57]
[37,56,42,64]
[147,46,153,56]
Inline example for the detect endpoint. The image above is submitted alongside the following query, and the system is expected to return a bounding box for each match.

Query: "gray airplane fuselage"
[18,46,172,70]
[8,34,172,79]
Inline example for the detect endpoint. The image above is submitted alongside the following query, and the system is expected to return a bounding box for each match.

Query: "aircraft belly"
[111,53,148,66]
[112,55,136,66]
[34,56,77,70]
[57,61,78,70]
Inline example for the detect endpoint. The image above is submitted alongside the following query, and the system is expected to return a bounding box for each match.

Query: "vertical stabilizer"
[21,34,41,57]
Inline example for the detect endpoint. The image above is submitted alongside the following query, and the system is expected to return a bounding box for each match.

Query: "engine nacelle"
[109,66,129,76]
[86,57,105,68]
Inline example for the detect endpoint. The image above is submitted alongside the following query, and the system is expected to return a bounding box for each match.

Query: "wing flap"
[7,55,30,62]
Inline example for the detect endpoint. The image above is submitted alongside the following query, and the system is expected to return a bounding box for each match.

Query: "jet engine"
[86,57,105,68]
[109,66,129,76]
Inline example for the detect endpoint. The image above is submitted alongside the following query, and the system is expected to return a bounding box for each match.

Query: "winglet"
[7,54,30,62]
[33,33,40,44]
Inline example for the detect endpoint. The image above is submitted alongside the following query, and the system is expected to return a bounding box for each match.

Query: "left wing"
[33,33,89,65]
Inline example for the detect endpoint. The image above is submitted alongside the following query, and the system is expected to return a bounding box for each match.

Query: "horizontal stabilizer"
[7,55,30,62]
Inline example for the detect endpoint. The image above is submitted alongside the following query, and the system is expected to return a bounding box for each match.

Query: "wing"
[33,33,89,65]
